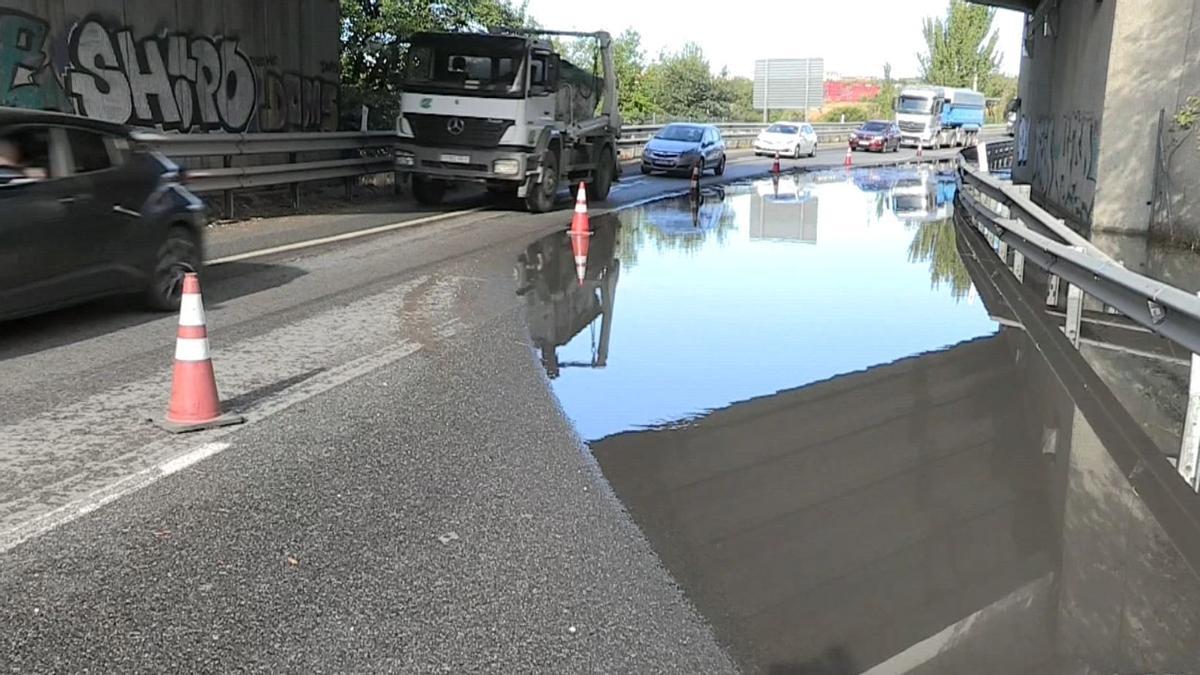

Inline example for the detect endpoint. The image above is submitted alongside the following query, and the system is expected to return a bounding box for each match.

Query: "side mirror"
[547,54,561,90]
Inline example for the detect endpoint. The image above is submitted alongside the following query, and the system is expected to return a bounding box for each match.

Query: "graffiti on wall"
[0,9,70,110]
[1029,112,1100,222]
[0,10,338,132]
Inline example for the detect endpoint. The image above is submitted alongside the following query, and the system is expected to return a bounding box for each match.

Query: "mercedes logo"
[446,117,466,135]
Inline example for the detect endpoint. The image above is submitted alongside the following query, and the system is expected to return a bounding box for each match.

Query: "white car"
[754,122,818,159]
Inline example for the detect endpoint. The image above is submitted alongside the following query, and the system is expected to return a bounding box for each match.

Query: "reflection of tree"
[908,218,973,301]
[617,196,738,269]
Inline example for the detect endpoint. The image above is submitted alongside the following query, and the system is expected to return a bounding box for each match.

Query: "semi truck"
[394,29,621,213]
[895,86,986,149]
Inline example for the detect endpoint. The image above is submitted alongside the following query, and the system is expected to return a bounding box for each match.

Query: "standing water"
[517,167,1200,674]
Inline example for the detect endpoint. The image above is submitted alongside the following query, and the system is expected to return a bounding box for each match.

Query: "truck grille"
[899,121,925,133]
[404,114,515,148]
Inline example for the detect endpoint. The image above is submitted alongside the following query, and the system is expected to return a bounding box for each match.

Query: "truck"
[394,29,621,213]
[891,167,956,223]
[895,86,986,149]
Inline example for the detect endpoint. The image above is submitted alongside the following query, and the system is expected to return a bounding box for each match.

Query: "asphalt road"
[0,144,968,672]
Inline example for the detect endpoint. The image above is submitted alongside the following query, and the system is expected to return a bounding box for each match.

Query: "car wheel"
[640,164,651,175]
[715,154,726,176]
[793,144,804,159]
[809,142,817,158]
[525,149,559,213]
[145,225,201,312]
[588,149,615,201]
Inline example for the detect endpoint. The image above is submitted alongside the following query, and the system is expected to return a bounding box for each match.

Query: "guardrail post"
[1012,250,1025,282]
[1180,293,1200,491]
[289,152,300,209]
[222,154,234,219]
[1046,273,1061,307]
[1064,284,1083,348]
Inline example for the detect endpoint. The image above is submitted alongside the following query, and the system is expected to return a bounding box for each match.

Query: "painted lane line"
[206,206,489,265]
[1,441,231,554]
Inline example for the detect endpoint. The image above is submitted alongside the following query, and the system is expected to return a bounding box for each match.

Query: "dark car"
[0,108,205,321]
[641,124,727,177]
[850,120,902,153]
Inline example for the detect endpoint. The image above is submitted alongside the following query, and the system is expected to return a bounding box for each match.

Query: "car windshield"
[861,122,889,132]
[656,125,704,142]
[404,35,526,94]
[766,124,799,134]
[897,95,933,114]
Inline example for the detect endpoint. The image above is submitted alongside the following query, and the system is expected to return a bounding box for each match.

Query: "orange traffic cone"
[772,152,781,175]
[690,164,701,194]
[569,183,592,286]
[159,273,244,433]
[843,146,853,168]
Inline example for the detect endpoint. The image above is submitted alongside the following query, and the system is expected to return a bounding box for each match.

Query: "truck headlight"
[493,159,521,175]
[395,151,415,167]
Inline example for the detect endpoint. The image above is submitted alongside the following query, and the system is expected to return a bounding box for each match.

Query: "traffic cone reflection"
[160,273,244,433]
[569,182,592,286]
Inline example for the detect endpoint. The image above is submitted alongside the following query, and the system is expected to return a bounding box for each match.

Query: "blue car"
[641,124,727,177]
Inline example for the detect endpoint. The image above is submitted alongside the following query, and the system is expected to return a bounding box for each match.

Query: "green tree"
[917,0,1001,92]
[872,63,897,119]
[643,43,731,120]
[718,76,756,122]
[339,0,534,129]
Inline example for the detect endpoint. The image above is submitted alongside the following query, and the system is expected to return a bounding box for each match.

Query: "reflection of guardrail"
[955,139,1200,497]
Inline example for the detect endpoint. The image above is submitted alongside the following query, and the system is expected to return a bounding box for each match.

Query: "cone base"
[156,411,246,434]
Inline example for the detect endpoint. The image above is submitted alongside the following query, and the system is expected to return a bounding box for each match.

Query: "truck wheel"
[588,151,615,202]
[525,149,559,213]
[412,177,446,206]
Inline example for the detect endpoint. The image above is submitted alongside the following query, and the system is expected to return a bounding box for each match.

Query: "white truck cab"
[395,30,620,213]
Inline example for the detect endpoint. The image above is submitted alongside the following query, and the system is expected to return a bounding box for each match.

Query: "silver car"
[640,124,728,177]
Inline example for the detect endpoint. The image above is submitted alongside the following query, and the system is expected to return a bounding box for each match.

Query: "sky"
[522,0,1026,80]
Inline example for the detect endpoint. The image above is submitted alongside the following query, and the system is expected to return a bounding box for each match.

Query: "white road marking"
[206,207,489,265]
[2,441,230,553]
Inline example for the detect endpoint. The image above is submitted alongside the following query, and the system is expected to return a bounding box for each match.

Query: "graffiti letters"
[1029,112,1100,222]
[65,18,256,132]
[1,11,338,133]
[0,10,70,110]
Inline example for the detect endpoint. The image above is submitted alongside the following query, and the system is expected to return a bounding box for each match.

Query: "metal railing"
[142,122,1009,216]
[954,138,1200,496]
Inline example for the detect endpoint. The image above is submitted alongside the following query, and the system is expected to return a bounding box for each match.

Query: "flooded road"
[517,167,1200,674]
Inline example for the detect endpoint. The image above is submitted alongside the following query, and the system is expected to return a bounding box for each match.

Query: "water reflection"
[517,167,1200,673]
[523,168,994,442]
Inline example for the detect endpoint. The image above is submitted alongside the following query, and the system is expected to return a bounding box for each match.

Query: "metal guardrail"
[145,121,1008,217]
[955,138,1200,496]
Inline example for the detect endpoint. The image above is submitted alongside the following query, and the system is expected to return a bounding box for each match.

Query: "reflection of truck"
[395,30,621,213]
[895,86,985,149]
[515,219,620,377]
[891,168,957,222]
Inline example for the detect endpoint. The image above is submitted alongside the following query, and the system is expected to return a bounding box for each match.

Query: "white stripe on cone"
[175,337,211,362]
[178,293,206,327]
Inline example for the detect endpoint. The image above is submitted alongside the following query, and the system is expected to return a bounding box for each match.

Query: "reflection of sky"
[547,170,999,442]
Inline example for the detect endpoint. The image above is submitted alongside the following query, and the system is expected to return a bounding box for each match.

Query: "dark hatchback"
[850,120,902,153]
[0,108,205,321]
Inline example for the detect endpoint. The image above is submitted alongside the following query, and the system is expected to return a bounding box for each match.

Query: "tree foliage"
[918,0,1001,92]
[339,0,534,129]
[642,43,736,121]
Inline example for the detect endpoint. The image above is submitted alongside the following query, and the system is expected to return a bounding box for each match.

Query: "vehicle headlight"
[395,151,415,167]
[493,159,521,176]
[850,133,857,140]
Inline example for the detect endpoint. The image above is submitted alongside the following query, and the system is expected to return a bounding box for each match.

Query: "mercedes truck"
[895,86,985,149]
[394,29,621,213]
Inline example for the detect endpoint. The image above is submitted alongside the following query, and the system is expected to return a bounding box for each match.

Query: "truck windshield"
[897,96,934,114]
[405,36,527,95]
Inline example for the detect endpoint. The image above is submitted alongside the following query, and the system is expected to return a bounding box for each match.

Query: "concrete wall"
[0,0,340,132]
[1013,0,1200,240]
[1012,0,1115,227]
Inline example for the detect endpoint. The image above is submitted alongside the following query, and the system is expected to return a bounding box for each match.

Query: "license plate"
[439,154,471,164]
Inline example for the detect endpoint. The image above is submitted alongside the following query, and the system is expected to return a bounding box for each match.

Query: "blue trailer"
[896,86,986,148]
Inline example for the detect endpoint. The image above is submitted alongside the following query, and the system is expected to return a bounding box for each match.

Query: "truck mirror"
[547,55,561,90]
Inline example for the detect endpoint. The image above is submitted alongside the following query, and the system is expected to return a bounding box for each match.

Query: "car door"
[0,124,91,315]
[63,126,151,292]
[803,124,817,152]
[709,127,725,162]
